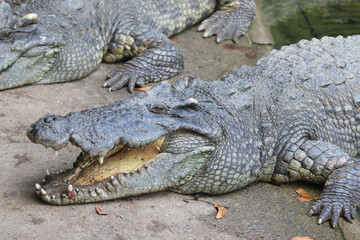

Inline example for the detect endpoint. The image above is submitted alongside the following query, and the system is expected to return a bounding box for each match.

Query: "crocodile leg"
[103,26,184,93]
[273,139,360,227]
[198,0,256,42]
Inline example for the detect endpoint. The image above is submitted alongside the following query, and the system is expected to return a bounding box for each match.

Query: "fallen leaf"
[28,94,34,98]
[171,39,178,43]
[134,86,152,91]
[291,237,315,240]
[95,204,107,215]
[295,197,314,202]
[215,204,227,219]
[295,187,318,201]
[296,187,312,198]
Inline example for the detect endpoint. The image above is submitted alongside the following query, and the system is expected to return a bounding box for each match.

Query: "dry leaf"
[291,237,315,240]
[215,204,227,219]
[295,197,314,202]
[171,39,178,43]
[134,86,152,91]
[295,187,318,201]
[296,187,312,199]
[28,94,34,98]
[95,204,107,215]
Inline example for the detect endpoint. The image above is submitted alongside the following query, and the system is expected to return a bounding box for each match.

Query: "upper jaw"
[27,82,217,157]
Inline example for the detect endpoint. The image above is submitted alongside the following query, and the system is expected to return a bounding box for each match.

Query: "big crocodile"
[28,35,360,228]
[0,0,255,92]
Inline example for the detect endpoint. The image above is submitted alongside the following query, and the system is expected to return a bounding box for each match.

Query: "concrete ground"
[1,3,359,240]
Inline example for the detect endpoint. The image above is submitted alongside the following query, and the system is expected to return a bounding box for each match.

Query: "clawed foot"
[309,187,358,228]
[104,65,148,93]
[198,8,255,43]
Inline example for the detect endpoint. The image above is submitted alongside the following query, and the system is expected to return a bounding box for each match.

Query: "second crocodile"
[0,0,255,92]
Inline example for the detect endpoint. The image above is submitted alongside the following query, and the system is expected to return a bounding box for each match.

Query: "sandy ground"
[1,3,359,240]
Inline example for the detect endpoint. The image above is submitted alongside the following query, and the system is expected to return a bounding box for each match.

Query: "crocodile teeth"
[318,218,323,224]
[154,145,160,151]
[46,169,50,176]
[35,183,41,190]
[54,150,59,157]
[67,184,73,192]
[40,188,47,195]
[99,157,104,165]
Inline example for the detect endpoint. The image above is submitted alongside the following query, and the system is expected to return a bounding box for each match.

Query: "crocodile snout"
[27,114,71,150]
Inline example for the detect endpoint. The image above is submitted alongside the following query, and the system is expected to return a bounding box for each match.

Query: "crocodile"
[0,0,255,92]
[27,35,360,228]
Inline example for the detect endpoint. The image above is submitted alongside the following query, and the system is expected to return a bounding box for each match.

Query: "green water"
[258,0,360,48]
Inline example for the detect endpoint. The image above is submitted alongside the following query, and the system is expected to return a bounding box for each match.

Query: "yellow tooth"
[54,150,59,157]
[99,157,104,165]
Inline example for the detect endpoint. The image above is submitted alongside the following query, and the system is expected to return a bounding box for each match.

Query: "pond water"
[258,0,360,48]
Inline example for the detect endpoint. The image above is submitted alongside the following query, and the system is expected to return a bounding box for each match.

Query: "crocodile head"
[0,3,64,90]
[27,77,262,205]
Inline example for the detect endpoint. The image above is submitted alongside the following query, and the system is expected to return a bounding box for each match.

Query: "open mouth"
[33,128,215,205]
[36,136,166,194]
[66,138,165,186]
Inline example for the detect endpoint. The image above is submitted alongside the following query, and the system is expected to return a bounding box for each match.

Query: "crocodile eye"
[0,31,11,40]
[149,103,169,114]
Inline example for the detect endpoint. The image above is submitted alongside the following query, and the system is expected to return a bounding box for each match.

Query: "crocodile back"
[224,35,360,158]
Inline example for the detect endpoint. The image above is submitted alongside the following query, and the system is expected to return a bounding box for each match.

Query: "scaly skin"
[27,35,360,227]
[0,0,255,92]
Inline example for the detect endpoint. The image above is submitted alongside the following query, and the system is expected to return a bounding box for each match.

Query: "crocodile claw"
[309,187,358,228]
[104,64,146,93]
[198,7,255,43]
